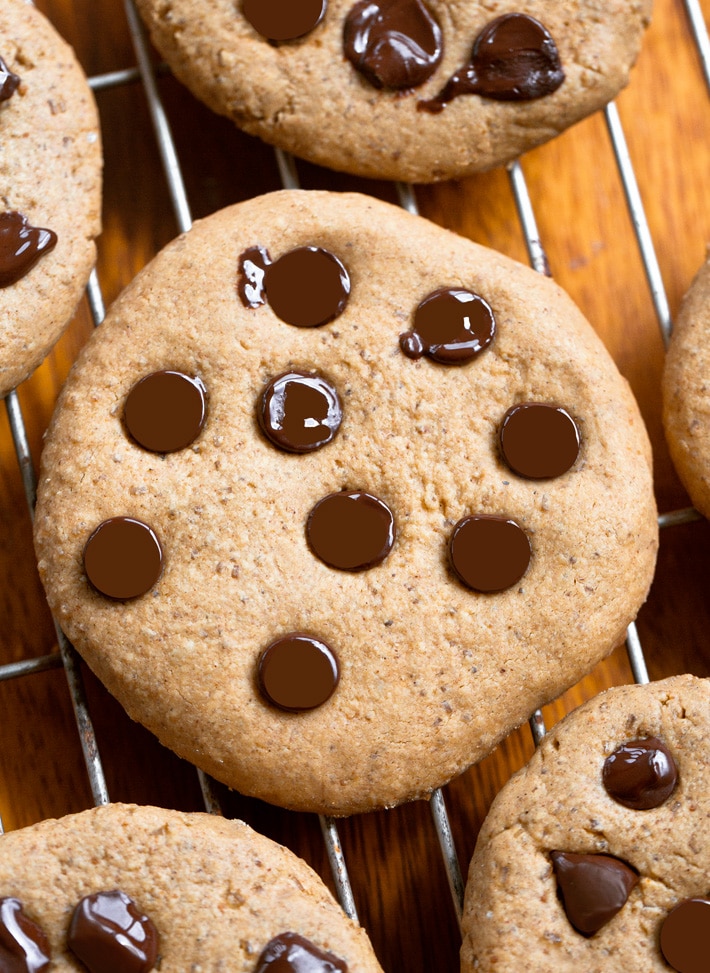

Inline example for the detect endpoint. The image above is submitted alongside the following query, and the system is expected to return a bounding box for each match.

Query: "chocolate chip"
[264,247,350,328]
[0,56,20,102]
[401,288,496,364]
[449,515,531,592]
[123,370,207,453]
[602,737,678,810]
[255,932,348,972]
[258,634,339,711]
[242,0,327,42]
[419,13,564,112]
[660,898,710,973]
[550,851,639,937]
[499,403,580,479]
[258,371,342,453]
[0,212,57,288]
[307,491,395,571]
[238,246,270,308]
[83,517,163,600]
[0,898,51,973]
[68,891,158,973]
[344,0,443,90]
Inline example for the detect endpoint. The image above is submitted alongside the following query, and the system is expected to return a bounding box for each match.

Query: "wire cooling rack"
[2,1,709,970]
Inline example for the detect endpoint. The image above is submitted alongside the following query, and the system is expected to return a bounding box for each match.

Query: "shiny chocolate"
[258,370,342,453]
[123,370,207,453]
[419,13,564,112]
[344,0,442,90]
[258,634,340,711]
[0,57,20,102]
[550,851,639,937]
[243,0,327,42]
[238,245,270,308]
[255,932,348,972]
[449,514,531,593]
[499,403,580,479]
[0,898,51,973]
[68,890,158,973]
[660,898,710,973]
[0,211,57,288]
[307,490,395,571]
[602,736,678,810]
[401,287,495,364]
[83,517,163,600]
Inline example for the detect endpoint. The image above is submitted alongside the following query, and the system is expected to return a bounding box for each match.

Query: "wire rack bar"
[0,652,62,681]
[683,0,710,91]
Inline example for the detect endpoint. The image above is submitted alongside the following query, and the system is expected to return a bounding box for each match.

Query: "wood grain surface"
[1,1,709,971]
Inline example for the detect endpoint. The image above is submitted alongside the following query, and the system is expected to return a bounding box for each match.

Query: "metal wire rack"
[1,0,709,967]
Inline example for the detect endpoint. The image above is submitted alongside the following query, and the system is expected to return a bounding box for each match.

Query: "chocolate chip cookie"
[460,674,710,973]
[33,190,658,815]
[0,803,383,971]
[662,255,710,519]
[132,0,652,183]
[0,0,102,396]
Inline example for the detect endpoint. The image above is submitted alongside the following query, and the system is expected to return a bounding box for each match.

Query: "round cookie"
[132,0,652,183]
[33,190,658,815]
[0,803,383,971]
[0,0,102,397]
[662,255,710,519]
[460,674,710,973]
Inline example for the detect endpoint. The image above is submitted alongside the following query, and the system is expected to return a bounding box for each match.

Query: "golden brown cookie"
[460,674,710,973]
[0,0,102,397]
[33,190,658,815]
[662,255,710,519]
[132,0,652,183]
[0,803,383,971]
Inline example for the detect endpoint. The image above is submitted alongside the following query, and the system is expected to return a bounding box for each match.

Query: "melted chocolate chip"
[258,634,340,711]
[243,0,327,42]
[238,246,270,308]
[419,13,564,112]
[255,932,348,972]
[83,517,163,600]
[449,515,531,593]
[68,891,158,973]
[0,212,57,288]
[499,403,580,479]
[307,491,395,571]
[660,898,710,973]
[401,287,496,364]
[259,371,342,453]
[602,737,678,810]
[550,851,639,937]
[266,247,350,327]
[0,899,51,973]
[123,370,207,453]
[0,57,20,102]
[344,0,442,90]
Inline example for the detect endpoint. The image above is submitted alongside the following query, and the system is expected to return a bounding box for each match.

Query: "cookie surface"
[34,190,658,815]
[662,255,710,519]
[460,674,710,973]
[133,0,651,183]
[0,803,383,971]
[0,0,102,397]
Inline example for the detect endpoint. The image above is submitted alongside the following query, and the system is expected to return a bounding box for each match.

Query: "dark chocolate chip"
[550,851,639,937]
[0,212,57,288]
[0,56,20,102]
[449,515,531,593]
[255,931,348,972]
[602,737,678,810]
[0,898,51,973]
[344,0,443,90]
[258,634,339,711]
[258,371,342,453]
[264,247,350,327]
[307,491,395,571]
[123,370,207,453]
[499,403,580,479]
[402,287,496,364]
[238,246,271,308]
[68,890,158,973]
[83,517,163,600]
[419,13,564,112]
[660,898,710,973]
[242,0,327,42]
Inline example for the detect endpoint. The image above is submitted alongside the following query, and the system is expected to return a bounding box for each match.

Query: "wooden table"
[2,2,709,970]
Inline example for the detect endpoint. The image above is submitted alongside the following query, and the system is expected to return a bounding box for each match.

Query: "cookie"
[0,803,383,971]
[662,255,710,519]
[132,0,651,183]
[460,674,710,973]
[33,189,658,815]
[0,0,102,397]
